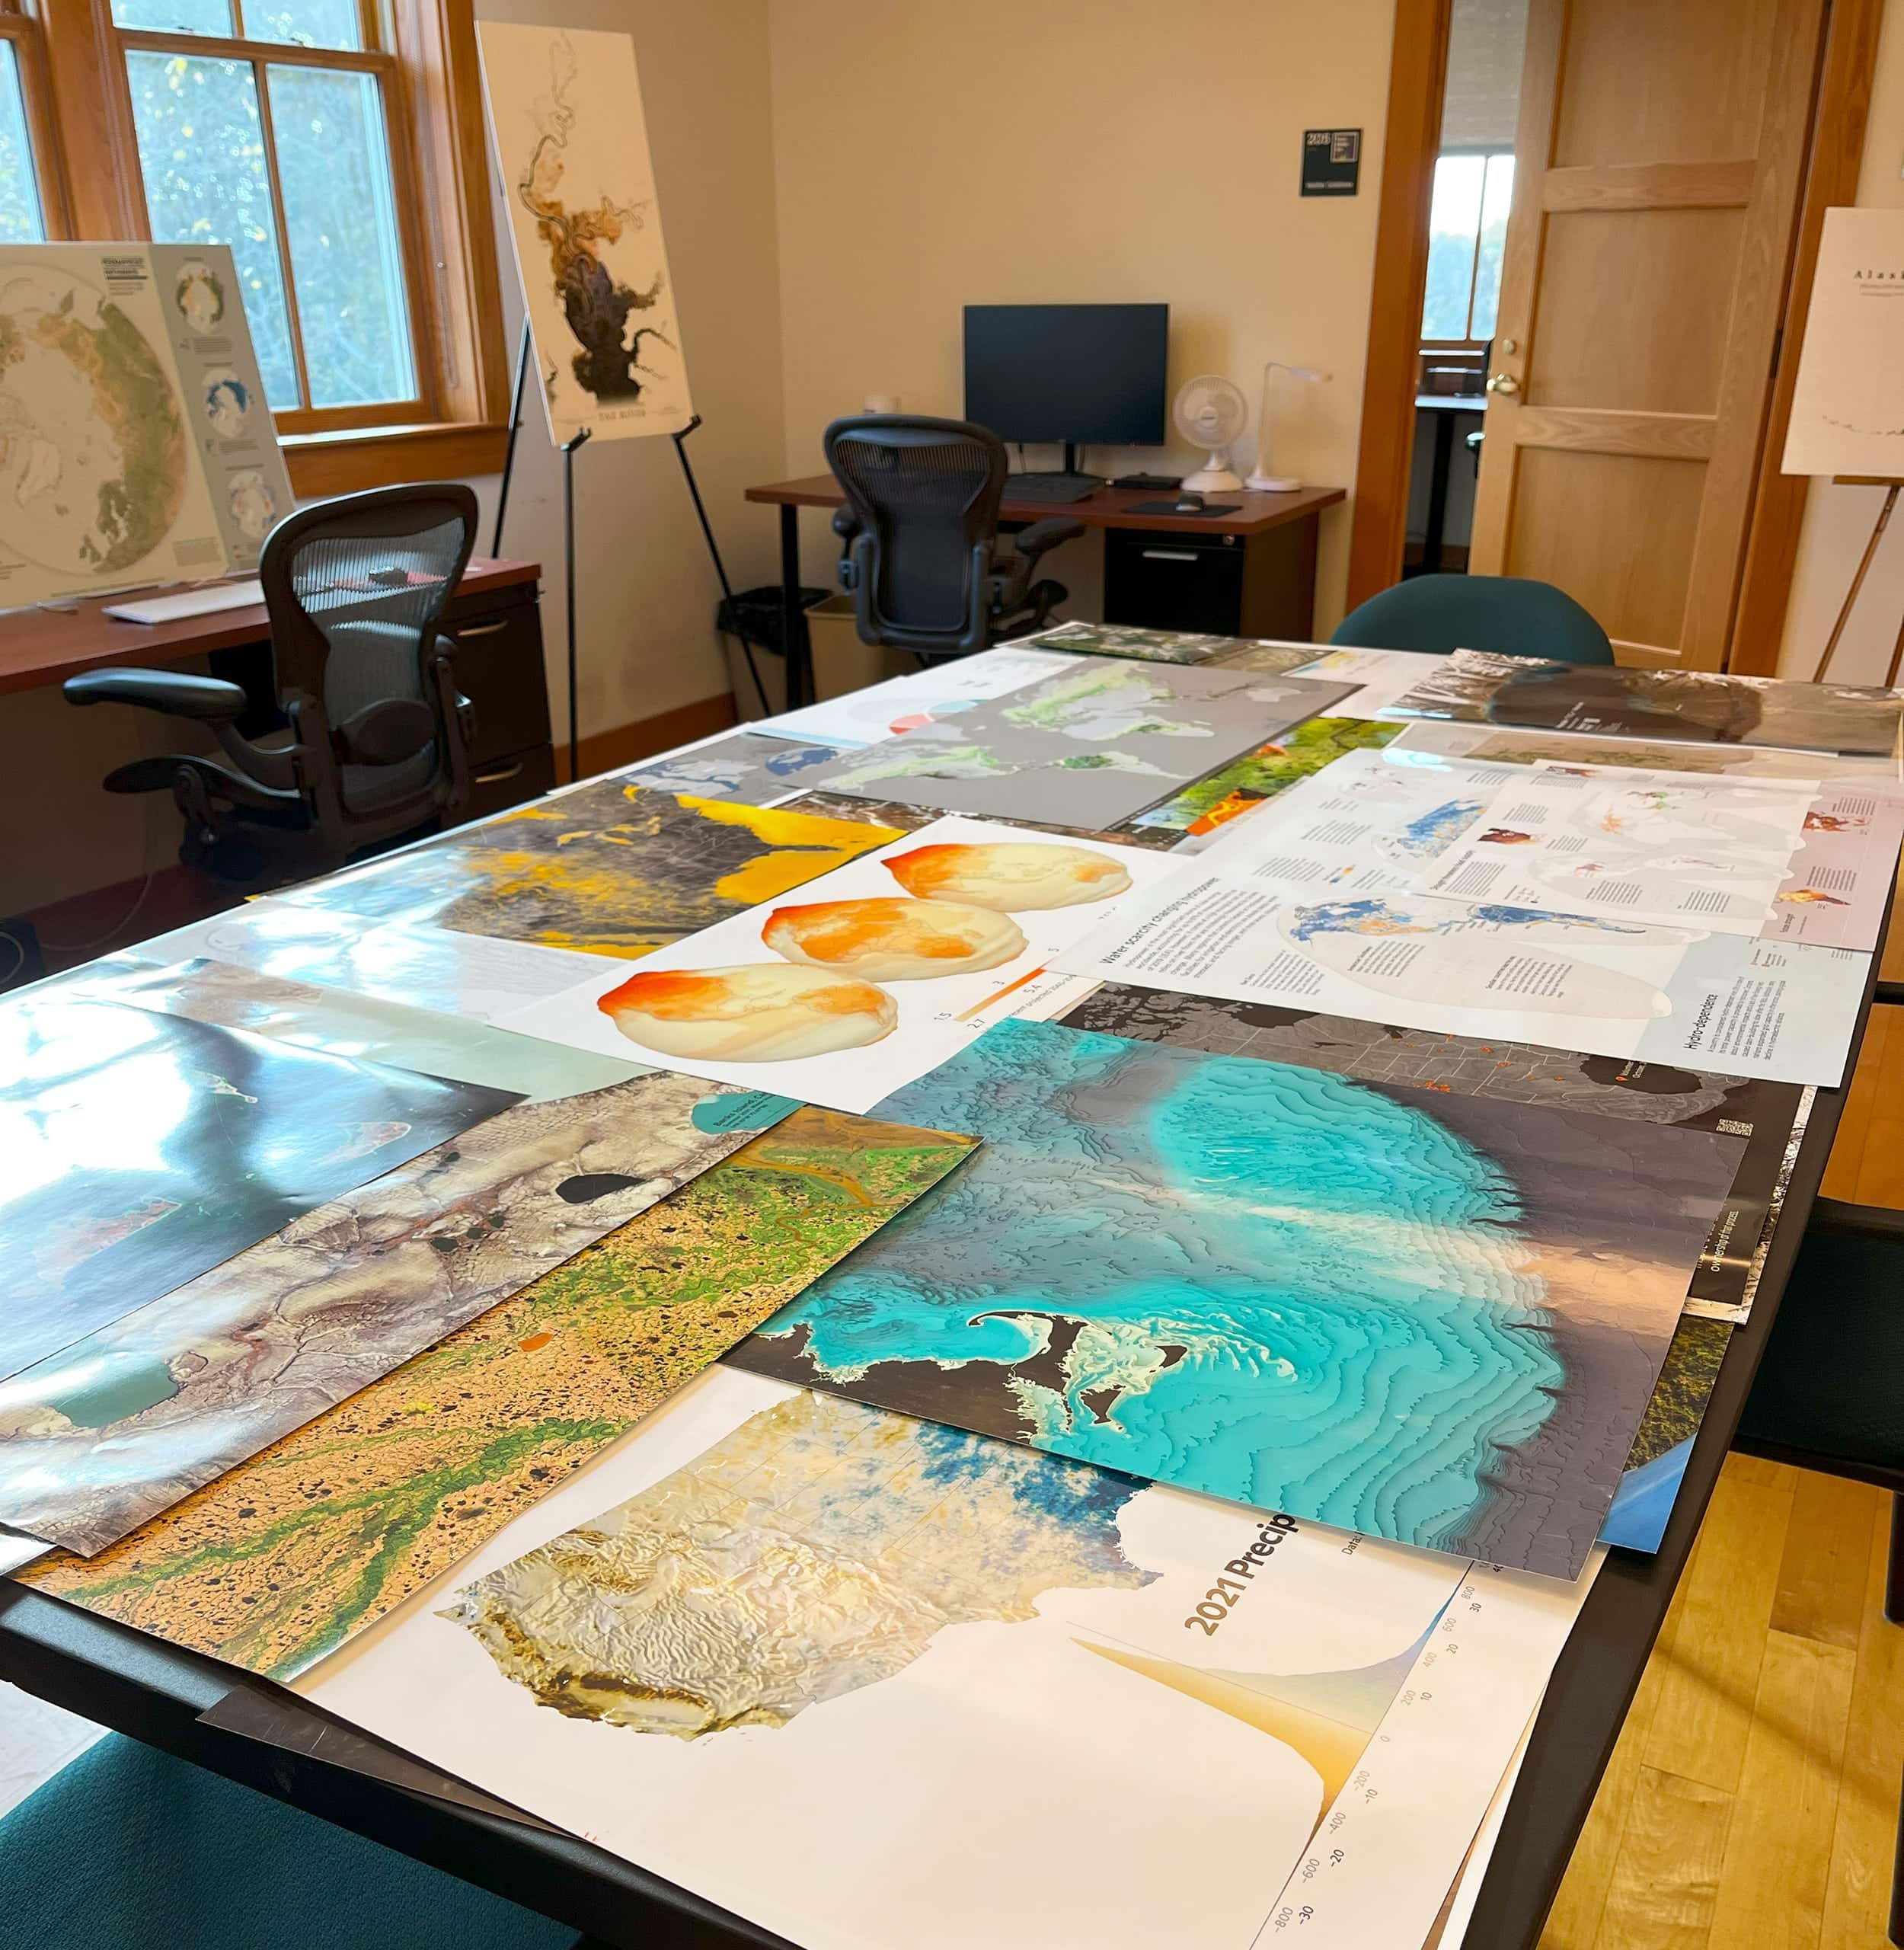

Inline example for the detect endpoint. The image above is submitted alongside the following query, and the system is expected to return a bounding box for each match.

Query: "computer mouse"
[1173,491,1206,513]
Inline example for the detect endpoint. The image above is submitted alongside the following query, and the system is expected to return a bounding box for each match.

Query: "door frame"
[1345,0,1881,666]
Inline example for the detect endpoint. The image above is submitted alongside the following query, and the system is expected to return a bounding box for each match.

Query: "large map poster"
[478,22,693,444]
[0,243,289,609]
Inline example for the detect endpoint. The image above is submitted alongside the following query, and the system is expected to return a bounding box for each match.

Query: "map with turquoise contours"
[730,1018,1746,1577]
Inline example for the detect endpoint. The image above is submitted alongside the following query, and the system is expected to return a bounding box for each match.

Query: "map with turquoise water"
[730,1017,1745,1576]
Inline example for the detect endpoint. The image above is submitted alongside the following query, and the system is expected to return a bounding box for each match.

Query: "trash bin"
[716,585,826,718]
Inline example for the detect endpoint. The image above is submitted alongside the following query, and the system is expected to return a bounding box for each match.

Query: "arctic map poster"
[303,1366,1597,1950]
[478,23,692,442]
[730,1018,1741,1578]
[1056,860,1870,1087]
[1414,762,1904,951]
[0,242,290,608]
[798,660,1358,829]
[497,817,1175,1114]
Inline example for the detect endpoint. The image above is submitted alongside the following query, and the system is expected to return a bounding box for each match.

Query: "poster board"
[1782,206,1904,479]
[0,241,292,609]
[478,21,693,444]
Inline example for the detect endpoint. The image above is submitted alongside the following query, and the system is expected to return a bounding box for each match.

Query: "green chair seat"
[0,1733,580,1950]
[1331,572,1615,664]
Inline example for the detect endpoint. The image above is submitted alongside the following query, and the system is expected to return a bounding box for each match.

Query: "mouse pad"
[1126,500,1244,516]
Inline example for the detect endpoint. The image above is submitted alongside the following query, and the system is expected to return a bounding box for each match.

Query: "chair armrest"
[1011,516,1086,559]
[1806,1197,1904,1245]
[1875,980,1904,1009]
[832,508,861,540]
[63,668,248,722]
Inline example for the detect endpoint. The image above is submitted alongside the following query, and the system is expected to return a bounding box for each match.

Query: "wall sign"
[1302,128,1362,197]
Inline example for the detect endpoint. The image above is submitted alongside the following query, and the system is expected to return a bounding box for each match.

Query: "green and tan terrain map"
[27,1108,977,1678]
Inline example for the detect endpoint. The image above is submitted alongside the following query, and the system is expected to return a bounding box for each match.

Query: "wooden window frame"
[0,3,72,234]
[30,0,506,494]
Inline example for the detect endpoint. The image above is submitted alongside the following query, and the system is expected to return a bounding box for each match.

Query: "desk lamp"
[1246,362,1328,493]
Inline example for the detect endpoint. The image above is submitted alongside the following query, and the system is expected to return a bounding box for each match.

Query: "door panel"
[1551,0,1781,167]
[1469,0,1821,667]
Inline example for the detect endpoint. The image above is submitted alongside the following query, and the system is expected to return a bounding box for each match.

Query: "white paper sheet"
[0,1527,47,1577]
[1054,862,1870,1087]
[1414,762,1904,951]
[1194,745,1520,887]
[1287,647,1454,718]
[497,816,1176,1113]
[751,645,1084,747]
[155,902,604,1023]
[302,1366,1599,1950]
[1783,207,1904,478]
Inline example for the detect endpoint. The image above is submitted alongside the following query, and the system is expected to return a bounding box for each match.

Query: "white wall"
[764,0,1397,640]
[1776,0,1904,681]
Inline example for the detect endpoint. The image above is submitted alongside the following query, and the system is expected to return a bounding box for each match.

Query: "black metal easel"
[670,414,771,717]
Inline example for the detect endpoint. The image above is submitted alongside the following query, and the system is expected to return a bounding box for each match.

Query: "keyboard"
[1002,475,1102,504]
[104,580,266,624]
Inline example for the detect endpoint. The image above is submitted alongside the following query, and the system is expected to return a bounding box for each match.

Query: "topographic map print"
[276,779,902,959]
[1051,983,1804,1321]
[1132,715,1401,835]
[0,1072,786,1555]
[479,23,692,440]
[801,661,1356,830]
[731,1017,1744,1577]
[27,1110,978,1677]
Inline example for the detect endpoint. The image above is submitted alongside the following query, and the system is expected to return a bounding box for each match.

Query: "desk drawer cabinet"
[1104,523,1317,640]
[443,580,555,822]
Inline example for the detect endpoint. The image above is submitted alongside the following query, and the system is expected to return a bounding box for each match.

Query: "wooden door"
[1468,0,1822,667]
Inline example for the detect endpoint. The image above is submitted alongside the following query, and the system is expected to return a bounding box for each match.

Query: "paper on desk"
[300,1364,1602,1950]
[749,644,1083,747]
[0,1527,48,1576]
[1413,761,1904,952]
[1053,857,1872,1087]
[1387,718,1904,782]
[1286,647,1453,717]
[497,815,1175,1114]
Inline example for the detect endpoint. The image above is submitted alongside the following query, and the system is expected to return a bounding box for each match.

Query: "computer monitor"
[963,304,1169,456]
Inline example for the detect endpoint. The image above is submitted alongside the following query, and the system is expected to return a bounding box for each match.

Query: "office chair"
[0,1732,585,1949]
[1332,571,1615,665]
[825,415,1084,663]
[63,484,481,887]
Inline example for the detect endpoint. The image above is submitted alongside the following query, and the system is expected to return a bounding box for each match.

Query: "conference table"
[0,657,1890,1950]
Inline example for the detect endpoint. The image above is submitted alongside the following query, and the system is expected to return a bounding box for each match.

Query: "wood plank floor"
[1539,975,1904,1949]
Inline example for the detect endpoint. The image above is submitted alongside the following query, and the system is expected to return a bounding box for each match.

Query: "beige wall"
[765,0,1396,639]
[1775,0,1904,681]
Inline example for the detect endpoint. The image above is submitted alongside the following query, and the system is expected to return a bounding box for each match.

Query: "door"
[1468,0,1822,667]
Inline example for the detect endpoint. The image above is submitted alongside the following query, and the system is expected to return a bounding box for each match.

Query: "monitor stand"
[1005,442,1104,502]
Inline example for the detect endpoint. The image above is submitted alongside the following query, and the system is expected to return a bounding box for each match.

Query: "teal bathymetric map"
[730,1017,1746,1577]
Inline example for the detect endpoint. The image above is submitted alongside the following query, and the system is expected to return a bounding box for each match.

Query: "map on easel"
[1782,207,1904,479]
[0,242,292,609]
[478,21,693,444]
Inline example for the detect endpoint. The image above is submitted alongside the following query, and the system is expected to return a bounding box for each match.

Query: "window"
[2,0,508,492]
[1421,149,1514,346]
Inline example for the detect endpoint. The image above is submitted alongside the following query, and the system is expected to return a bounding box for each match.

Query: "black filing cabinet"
[442,578,556,821]
[1103,523,1318,641]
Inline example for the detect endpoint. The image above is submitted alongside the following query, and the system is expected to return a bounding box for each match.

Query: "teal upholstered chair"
[1331,572,1615,664]
[0,1734,583,1949]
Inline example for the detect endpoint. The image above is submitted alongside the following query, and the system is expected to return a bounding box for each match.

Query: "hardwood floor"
[1540,947,1904,1948]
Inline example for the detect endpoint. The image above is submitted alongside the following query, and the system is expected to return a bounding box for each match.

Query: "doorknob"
[1485,372,1520,395]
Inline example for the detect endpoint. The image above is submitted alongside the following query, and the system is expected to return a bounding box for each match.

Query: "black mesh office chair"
[825,415,1083,663]
[64,484,480,886]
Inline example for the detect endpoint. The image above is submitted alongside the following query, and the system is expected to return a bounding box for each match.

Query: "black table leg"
[778,505,811,711]
[1422,409,1455,576]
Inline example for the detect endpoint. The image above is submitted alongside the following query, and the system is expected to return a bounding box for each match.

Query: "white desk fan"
[1173,375,1249,491]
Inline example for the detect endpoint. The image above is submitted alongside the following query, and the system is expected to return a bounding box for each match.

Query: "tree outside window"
[1422,150,1515,346]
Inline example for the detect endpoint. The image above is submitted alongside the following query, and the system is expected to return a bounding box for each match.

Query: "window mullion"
[251,55,312,413]
[1462,165,1487,343]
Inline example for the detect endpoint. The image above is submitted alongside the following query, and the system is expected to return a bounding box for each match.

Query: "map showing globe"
[0,268,187,577]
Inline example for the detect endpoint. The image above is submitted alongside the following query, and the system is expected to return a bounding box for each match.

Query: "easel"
[491,320,773,774]
[1812,475,1904,686]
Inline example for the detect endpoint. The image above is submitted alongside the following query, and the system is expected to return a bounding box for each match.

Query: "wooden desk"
[745,476,1346,705]
[0,558,541,696]
[0,560,556,826]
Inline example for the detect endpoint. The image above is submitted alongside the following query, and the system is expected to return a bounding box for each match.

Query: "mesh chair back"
[259,484,478,823]
[825,417,1006,637]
